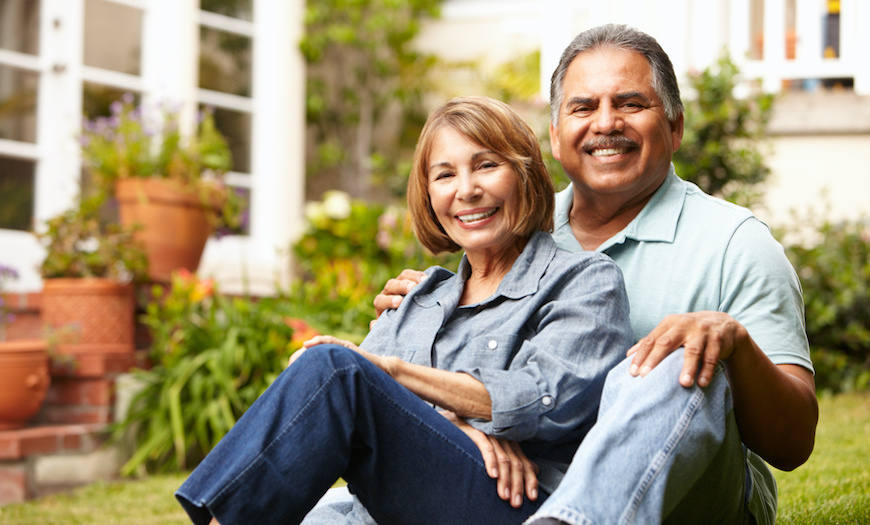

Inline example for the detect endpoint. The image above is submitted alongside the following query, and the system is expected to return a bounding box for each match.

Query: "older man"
[376,24,817,524]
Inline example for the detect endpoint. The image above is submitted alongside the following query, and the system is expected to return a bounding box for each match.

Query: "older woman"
[175,97,633,525]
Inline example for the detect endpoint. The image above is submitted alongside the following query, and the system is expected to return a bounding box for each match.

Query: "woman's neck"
[459,237,527,306]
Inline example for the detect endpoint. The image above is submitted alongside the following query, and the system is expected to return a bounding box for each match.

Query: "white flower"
[321,190,352,220]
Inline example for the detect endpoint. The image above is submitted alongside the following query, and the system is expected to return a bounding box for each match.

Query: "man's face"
[549,47,683,206]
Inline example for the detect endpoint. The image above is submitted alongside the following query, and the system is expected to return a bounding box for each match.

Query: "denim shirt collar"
[414,230,557,308]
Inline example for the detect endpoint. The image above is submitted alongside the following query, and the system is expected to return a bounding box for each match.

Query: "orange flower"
[285,317,319,350]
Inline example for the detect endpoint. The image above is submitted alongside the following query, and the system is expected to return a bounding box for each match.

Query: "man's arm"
[627,312,818,471]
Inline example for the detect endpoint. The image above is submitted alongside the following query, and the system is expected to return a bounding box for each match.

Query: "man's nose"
[592,105,624,134]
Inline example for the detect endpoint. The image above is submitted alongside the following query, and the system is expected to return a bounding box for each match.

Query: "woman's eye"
[478,161,498,170]
[434,171,453,181]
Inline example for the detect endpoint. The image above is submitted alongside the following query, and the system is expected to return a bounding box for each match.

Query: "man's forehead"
[563,48,655,93]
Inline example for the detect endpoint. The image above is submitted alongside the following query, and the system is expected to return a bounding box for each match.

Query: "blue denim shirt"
[360,231,633,491]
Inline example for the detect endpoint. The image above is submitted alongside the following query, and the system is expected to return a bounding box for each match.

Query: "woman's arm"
[300,335,493,419]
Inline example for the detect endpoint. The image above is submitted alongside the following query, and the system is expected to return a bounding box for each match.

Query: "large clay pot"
[115,178,214,283]
[0,339,50,430]
[41,278,135,355]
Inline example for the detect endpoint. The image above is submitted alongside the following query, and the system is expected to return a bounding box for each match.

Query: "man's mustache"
[582,135,639,152]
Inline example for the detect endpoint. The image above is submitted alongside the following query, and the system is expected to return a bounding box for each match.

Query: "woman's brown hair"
[407,96,554,254]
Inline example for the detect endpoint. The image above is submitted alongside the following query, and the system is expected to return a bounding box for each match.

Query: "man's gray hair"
[550,24,684,125]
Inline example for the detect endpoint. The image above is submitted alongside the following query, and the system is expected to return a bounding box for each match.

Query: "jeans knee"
[295,344,367,374]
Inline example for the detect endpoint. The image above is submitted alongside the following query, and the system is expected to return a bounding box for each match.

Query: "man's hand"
[372,269,427,320]
[626,311,750,388]
[438,411,539,508]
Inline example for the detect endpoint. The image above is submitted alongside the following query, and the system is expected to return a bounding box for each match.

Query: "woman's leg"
[176,345,542,525]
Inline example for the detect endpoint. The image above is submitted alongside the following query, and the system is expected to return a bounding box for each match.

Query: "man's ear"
[549,122,562,162]
[671,113,684,153]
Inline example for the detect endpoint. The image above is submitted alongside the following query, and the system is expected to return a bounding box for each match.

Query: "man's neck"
[568,181,664,250]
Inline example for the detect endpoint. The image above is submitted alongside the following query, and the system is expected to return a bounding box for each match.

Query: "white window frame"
[0,0,306,295]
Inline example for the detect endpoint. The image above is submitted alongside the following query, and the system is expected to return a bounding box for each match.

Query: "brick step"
[0,423,121,505]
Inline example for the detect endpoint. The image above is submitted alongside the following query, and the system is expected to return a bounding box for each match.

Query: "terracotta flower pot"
[0,339,51,430]
[115,178,214,283]
[41,278,135,355]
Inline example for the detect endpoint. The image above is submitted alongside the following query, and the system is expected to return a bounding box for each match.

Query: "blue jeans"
[176,345,543,525]
[526,350,754,525]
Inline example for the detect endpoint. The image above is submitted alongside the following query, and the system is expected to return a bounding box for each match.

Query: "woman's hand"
[293,335,395,376]
[439,411,539,508]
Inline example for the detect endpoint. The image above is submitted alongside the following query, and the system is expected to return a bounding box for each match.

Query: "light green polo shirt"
[552,165,813,524]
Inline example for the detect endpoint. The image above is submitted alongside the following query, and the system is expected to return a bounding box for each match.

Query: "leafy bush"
[782,216,870,393]
[290,190,461,338]
[115,270,312,475]
[674,56,775,207]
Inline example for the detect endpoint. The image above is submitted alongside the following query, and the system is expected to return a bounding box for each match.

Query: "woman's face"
[426,126,521,260]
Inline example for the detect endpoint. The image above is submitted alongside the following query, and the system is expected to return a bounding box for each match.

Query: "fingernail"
[629,364,639,376]
[530,488,538,500]
[640,365,651,376]
[489,467,498,478]
[683,373,694,385]
[513,495,522,507]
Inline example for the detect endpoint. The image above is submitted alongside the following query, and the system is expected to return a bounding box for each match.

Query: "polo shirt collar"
[556,164,686,253]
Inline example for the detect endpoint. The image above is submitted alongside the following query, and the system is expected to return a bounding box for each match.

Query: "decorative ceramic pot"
[0,339,50,430]
[115,178,214,283]
[41,278,135,354]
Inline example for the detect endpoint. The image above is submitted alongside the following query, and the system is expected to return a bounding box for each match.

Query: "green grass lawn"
[1,392,868,524]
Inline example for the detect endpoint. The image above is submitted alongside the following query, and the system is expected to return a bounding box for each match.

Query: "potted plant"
[80,93,245,282]
[0,264,51,430]
[36,195,148,356]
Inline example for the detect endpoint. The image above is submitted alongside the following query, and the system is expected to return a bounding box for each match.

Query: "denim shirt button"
[541,396,553,406]
[487,340,498,349]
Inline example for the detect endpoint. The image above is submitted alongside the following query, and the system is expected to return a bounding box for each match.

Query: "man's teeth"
[459,209,496,223]
[590,148,629,157]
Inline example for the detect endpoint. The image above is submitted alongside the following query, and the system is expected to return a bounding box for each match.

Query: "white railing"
[733,0,870,94]
[537,0,870,98]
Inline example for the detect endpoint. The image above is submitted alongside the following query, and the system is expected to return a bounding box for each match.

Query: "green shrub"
[115,271,307,475]
[782,216,870,394]
[290,190,461,338]
[674,55,775,207]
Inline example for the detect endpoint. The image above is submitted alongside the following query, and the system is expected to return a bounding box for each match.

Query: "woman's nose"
[457,172,481,201]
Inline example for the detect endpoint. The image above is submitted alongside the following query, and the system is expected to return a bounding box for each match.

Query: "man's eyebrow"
[566,96,595,107]
[615,91,651,103]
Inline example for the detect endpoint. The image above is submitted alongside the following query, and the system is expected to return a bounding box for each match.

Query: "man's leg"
[176,345,541,525]
[526,350,749,525]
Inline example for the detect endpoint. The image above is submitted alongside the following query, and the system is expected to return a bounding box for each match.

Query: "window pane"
[0,64,38,143]
[82,82,139,119]
[201,0,252,22]
[0,0,40,55]
[84,0,142,75]
[0,156,35,231]
[205,105,251,174]
[199,27,251,97]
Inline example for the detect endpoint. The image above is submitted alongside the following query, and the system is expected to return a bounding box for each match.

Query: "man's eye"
[620,102,644,112]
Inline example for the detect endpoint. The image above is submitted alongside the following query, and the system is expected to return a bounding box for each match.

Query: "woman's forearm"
[385,357,492,420]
